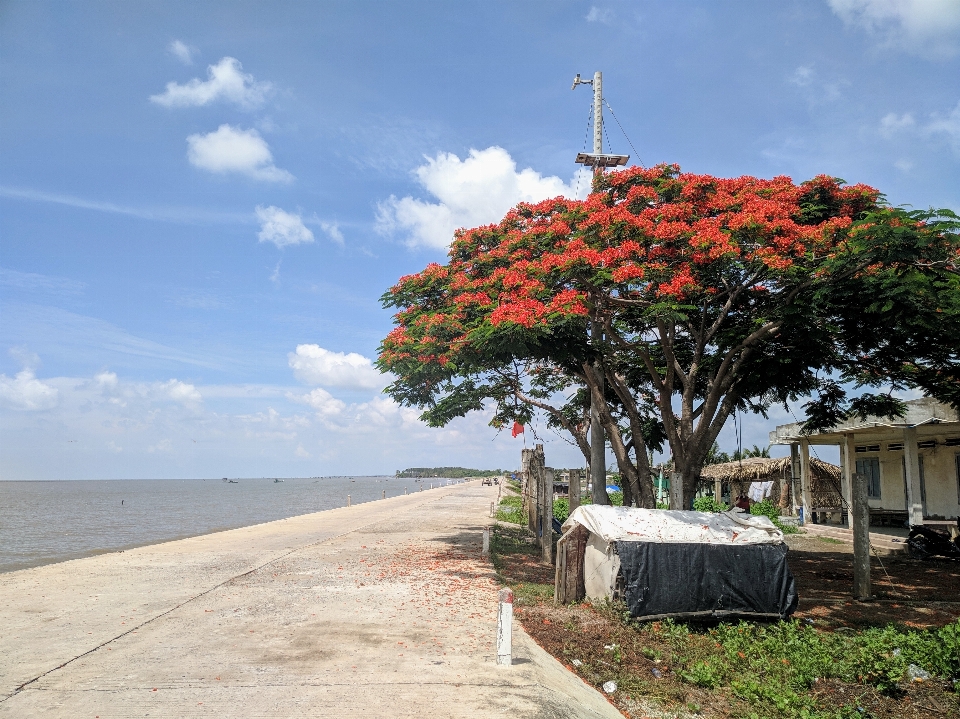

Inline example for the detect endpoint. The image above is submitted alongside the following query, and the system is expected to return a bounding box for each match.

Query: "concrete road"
[0,482,621,718]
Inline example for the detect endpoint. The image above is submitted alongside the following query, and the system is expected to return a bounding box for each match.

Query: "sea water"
[0,476,446,573]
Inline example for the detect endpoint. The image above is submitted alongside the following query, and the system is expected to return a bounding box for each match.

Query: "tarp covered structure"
[555,505,798,621]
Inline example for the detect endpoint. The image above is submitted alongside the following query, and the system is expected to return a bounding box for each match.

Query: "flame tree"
[378,165,960,509]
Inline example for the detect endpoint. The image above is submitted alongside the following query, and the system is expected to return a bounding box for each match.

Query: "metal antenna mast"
[572,71,628,505]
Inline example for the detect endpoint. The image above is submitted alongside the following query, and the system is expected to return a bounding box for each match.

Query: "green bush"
[553,497,569,523]
[496,495,524,525]
[750,498,799,534]
[693,496,728,513]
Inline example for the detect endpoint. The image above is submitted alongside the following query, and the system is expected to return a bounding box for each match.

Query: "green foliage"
[693,496,728,513]
[661,618,960,716]
[496,495,524,525]
[553,497,569,523]
[705,442,771,465]
[750,498,799,534]
[396,466,501,478]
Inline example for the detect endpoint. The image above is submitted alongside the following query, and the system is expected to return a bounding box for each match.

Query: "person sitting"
[734,494,751,512]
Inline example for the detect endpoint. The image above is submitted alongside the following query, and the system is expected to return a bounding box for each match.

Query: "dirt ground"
[785,533,960,629]
[495,526,960,719]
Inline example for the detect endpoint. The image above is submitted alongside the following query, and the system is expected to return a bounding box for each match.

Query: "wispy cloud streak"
[0,186,252,225]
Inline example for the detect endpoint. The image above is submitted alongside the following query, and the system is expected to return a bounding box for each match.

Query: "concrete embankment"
[0,481,620,718]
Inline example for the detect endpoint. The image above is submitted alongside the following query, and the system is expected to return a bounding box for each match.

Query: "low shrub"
[693,496,728,513]
[496,495,524,525]
[751,498,799,534]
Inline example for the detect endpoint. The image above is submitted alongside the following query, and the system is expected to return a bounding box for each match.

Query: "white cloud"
[376,146,589,250]
[150,56,270,108]
[288,344,387,390]
[290,387,346,416]
[0,368,59,411]
[879,111,915,137]
[0,367,582,479]
[256,206,314,248]
[586,6,613,23]
[186,125,293,182]
[168,40,195,65]
[828,0,960,59]
[320,221,345,246]
[160,379,202,405]
[789,65,815,86]
[148,438,173,453]
[925,100,960,152]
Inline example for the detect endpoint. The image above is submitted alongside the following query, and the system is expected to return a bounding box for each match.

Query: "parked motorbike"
[907,522,960,560]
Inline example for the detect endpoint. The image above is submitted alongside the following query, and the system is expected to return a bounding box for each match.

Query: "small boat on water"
[274,478,284,483]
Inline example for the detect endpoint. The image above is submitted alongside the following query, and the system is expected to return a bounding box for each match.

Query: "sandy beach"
[0,481,620,718]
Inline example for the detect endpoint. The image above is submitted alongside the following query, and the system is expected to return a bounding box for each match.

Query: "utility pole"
[573,71,628,505]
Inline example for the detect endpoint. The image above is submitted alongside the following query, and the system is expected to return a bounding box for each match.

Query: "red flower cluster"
[379,164,880,369]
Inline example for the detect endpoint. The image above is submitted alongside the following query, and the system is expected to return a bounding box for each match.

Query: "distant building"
[769,398,959,526]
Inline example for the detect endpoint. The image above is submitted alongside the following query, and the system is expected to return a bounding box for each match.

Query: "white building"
[769,398,960,526]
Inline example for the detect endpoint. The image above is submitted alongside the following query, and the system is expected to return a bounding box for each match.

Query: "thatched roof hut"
[698,457,842,511]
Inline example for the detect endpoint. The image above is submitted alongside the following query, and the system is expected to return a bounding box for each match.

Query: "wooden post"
[533,447,552,564]
[714,477,722,504]
[521,448,536,532]
[569,468,581,514]
[852,471,872,600]
[555,524,588,604]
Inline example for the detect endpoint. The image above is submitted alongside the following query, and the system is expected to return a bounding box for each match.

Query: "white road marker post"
[496,588,513,666]
[490,501,495,517]
[347,495,351,507]
[482,527,490,555]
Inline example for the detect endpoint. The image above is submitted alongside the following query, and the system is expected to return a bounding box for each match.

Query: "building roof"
[769,398,959,445]
[699,456,840,483]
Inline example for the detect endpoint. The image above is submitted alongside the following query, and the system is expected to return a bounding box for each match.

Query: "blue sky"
[2,0,959,479]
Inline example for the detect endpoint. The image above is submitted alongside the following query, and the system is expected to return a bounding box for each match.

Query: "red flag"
[511,421,524,438]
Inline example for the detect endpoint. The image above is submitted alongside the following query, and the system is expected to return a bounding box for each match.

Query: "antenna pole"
[590,70,608,505]
[593,71,603,157]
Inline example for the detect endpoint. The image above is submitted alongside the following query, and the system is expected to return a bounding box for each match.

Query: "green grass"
[570,607,960,719]
[495,494,524,525]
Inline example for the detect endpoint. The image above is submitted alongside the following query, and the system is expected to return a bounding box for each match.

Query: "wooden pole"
[852,471,872,600]
[569,469,581,514]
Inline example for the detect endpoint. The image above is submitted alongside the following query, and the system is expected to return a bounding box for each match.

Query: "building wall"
[856,431,960,519]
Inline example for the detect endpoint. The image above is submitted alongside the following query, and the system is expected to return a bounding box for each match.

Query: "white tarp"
[562,505,784,545]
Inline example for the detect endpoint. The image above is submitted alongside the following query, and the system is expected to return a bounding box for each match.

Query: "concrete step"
[800,524,907,555]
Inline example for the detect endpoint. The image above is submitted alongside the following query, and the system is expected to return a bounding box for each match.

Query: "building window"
[856,457,881,499]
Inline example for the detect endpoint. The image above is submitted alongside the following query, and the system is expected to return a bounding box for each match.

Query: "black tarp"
[614,541,798,621]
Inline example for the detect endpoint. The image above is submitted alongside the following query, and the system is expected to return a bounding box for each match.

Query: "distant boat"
[274,478,283,483]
